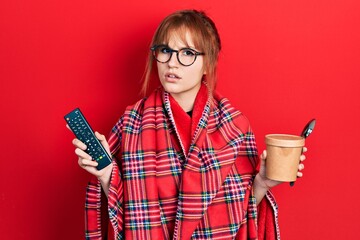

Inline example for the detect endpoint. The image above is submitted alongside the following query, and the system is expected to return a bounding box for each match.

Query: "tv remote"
[64,108,112,170]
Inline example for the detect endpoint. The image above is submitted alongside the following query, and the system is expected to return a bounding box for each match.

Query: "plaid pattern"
[85,86,279,240]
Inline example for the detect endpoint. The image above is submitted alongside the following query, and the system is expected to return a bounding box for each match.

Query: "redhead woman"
[70,10,307,240]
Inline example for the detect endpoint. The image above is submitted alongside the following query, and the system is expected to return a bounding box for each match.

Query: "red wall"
[1,1,359,239]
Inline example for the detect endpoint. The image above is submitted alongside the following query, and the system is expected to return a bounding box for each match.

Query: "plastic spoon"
[290,119,316,186]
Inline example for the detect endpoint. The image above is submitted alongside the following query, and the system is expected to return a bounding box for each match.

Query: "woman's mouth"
[165,73,181,82]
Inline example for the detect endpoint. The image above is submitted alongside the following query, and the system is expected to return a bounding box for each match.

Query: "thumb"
[95,131,111,154]
[260,150,267,161]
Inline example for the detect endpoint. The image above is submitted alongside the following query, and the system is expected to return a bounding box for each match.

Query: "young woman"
[70,10,307,240]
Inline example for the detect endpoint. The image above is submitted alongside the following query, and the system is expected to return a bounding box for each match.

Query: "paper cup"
[265,134,305,182]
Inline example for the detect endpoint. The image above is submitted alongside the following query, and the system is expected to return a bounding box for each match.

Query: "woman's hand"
[253,147,307,204]
[67,125,113,196]
[256,147,307,189]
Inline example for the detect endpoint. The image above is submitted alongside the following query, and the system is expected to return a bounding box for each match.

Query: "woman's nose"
[167,52,179,67]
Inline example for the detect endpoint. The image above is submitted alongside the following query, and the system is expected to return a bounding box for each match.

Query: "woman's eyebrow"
[161,42,200,52]
[179,44,198,50]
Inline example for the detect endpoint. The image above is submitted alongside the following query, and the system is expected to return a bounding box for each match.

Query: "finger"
[72,138,87,150]
[95,131,111,153]
[300,155,306,162]
[95,131,106,142]
[78,158,98,168]
[66,124,71,131]
[260,150,267,160]
[298,163,305,171]
[297,171,303,178]
[75,148,92,160]
[302,146,308,153]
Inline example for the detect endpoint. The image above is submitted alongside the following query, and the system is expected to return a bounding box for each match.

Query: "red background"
[1,0,359,239]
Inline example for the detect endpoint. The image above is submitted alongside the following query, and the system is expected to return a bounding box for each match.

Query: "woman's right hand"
[68,125,113,195]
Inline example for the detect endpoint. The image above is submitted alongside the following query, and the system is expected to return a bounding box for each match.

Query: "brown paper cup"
[265,134,305,182]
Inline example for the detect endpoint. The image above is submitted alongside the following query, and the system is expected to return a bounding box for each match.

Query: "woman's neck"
[170,93,196,112]
[168,82,203,112]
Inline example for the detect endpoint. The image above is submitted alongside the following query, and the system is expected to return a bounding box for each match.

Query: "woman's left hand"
[256,147,307,189]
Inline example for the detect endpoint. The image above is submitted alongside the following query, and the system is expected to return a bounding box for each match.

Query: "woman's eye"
[160,47,172,54]
[182,49,195,56]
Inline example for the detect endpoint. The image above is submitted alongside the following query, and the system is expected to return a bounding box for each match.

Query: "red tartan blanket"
[85,84,279,239]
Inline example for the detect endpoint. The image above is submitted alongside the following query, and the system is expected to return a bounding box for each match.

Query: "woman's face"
[157,31,205,102]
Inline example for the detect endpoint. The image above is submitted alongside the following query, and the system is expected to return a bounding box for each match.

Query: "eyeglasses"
[150,45,205,66]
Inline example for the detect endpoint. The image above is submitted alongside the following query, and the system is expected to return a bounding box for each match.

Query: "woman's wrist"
[253,173,271,205]
[254,173,271,191]
[98,163,113,197]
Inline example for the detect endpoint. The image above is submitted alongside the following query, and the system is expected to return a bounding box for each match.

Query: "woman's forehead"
[165,30,196,48]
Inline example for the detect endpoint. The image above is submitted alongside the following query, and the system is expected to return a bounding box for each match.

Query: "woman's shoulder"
[125,97,148,112]
[124,87,163,113]
[211,91,251,134]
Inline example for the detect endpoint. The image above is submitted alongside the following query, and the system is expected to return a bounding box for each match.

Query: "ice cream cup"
[265,134,305,182]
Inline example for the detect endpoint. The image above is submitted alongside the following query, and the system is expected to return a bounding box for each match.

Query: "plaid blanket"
[85,84,279,239]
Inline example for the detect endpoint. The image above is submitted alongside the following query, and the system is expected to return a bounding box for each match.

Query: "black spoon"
[290,119,316,186]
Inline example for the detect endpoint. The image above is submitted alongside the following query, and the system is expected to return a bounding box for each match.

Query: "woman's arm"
[71,130,114,197]
[253,173,272,204]
[253,148,307,205]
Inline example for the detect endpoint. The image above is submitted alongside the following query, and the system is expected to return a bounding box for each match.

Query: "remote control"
[64,108,112,170]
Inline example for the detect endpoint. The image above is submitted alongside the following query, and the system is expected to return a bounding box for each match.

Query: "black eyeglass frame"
[150,45,205,66]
